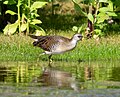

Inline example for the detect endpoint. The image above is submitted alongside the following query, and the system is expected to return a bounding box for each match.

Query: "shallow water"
[0,61,120,97]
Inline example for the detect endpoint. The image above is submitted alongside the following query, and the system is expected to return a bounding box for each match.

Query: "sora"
[29,34,83,66]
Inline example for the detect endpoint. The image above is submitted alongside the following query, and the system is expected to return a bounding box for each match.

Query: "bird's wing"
[32,35,70,51]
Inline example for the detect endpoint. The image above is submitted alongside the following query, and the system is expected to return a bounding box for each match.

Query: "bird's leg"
[37,52,45,61]
[40,52,46,56]
[48,55,52,67]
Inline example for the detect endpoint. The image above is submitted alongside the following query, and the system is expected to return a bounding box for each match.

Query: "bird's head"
[72,33,83,41]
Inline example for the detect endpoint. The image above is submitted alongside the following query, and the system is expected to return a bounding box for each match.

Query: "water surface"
[0,61,120,97]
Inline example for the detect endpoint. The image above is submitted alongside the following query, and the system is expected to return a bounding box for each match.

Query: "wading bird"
[29,34,83,66]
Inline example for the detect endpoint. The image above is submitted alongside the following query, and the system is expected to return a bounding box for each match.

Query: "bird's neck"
[70,38,78,45]
[68,38,78,49]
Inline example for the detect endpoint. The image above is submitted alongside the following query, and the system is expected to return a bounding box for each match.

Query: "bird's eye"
[78,36,82,38]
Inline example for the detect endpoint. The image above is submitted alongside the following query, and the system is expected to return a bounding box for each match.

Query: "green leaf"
[72,26,78,32]
[3,20,18,35]
[22,13,27,20]
[30,24,45,32]
[35,30,46,36]
[21,23,27,32]
[5,10,17,15]
[94,29,103,36]
[94,29,101,34]
[106,12,117,16]
[99,7,109,12]
[78,26,83,33]
[31,1,47,11]
[99,0,108,3]
[108,1,113,11]
[31,12,39,18]
[48,0,52,2]
[72,0,79,4]
[30,19,42,25]
[72,0,87,16]
[88,13,94,23]
[3,0,16,5]
[97,13,109,23]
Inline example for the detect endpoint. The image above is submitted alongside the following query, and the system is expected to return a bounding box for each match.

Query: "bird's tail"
[29,35,41,46]
[33,41,39,46]
[29,35,39,39]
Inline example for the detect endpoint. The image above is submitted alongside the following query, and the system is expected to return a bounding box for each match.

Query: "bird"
[29,33,83,66]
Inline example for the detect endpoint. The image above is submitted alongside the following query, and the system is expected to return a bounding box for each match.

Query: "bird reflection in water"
[34,67,79,92]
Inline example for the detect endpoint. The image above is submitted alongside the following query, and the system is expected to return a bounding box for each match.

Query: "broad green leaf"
[94,29,103,36]
[94,29,101,34]
[34,13,39,17]
[31,12,39,18]
[30,19,42,25]
[35,30,46,36]
[30,24,45,33]
[106,12,117,16]
[97,18,105,24]
[99,0,108,3]
[31,1,47,11]
[99,7,109,12]
[3,20,18,35]
[21,23,27,31]
[108,1,113,11]
[72,26,78,32]
[72,0,87,16]
[88,13,94,23]
[97,13,109,23]
[3,0,16,5]
[97,12,106,17]
[5,10,17,15]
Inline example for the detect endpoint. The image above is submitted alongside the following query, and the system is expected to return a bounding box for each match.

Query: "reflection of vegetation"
[0,62,42,83]
[0,67,7,82]
[110,67,120,81]
[0,61,120,89]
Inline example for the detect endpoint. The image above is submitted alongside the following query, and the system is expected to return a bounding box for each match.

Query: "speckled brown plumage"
[29,34,83,66]
[32,35,71,52]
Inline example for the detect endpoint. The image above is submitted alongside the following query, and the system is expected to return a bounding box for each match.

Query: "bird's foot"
[37,52,45,61]
[39,52,46,56]
[48,58,53,67]
[48,55,52,67]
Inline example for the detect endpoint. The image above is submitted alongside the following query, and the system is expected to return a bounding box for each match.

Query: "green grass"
[0,33,120,62]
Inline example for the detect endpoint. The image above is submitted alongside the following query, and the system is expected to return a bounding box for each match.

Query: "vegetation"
[0,33,119,62]
[72,0,119,38]
[0,0,120,36]
[1,0,47,35]
[0,1,120,95]
[0,0,120,62]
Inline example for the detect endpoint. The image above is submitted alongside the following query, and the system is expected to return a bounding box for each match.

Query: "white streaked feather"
[33,39,38,41]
